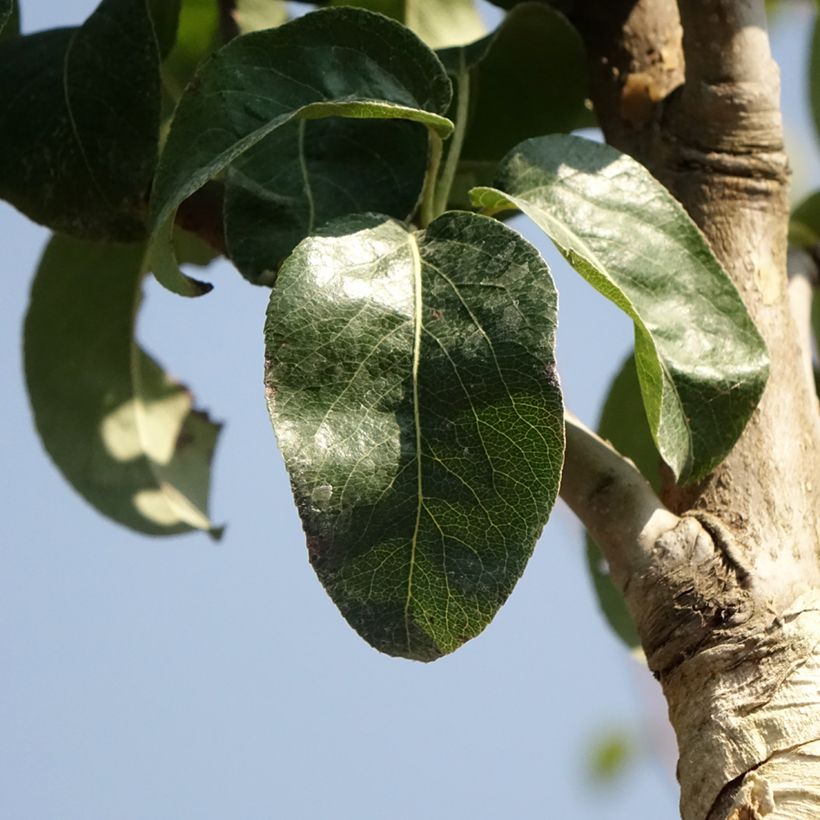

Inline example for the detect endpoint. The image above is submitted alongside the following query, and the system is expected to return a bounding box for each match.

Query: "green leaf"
[790,192,820,250]
[0,0,18,38]
[265,211,564,660]
[234,0,288,33]
[25,235,221,537]
[0,0,160,241]
[148,7,454,296]
[585,355,658,650]
[444,3,590,160]
[328,0,486,48]
[224,118,428,284]
[472,135,769,483]
[437,3,591,208]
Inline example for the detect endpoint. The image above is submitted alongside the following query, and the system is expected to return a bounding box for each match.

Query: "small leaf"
[472,135,769,483]
[224,117,428,284]
[265,211,564,660]
[0,0,161,241]
[234,0,288,34]
[328,0,486,48]
[25,235,221,537]
[790,192,820,250]
[148,7,453,296]
[585,355,658,649]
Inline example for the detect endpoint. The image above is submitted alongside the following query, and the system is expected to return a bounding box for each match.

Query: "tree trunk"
[562,1,820,817]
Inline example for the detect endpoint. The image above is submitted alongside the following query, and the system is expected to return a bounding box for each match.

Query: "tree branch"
[559,412,679,592]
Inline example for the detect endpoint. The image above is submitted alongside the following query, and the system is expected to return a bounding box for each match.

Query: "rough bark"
[562,1,820,817]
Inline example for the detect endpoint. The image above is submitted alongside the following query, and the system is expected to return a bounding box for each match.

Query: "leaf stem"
[419,129,444,228]
[433,53,471,217]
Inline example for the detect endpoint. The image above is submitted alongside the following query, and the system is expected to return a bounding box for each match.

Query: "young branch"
[560,412,678,591]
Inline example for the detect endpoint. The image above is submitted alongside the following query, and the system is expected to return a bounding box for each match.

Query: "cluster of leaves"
[3,0,773,659]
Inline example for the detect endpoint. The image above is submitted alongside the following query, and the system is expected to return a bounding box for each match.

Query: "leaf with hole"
[265,211,564,659]
[0,0,161,241]
[472,134,769,483]
[148,7,453,296]
[25,236,221,537]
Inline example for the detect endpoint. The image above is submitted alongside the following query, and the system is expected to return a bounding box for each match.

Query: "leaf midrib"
[405,231,424,651]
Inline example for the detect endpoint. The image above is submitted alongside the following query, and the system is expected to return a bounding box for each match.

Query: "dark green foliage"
[0,0,161,240]
[5,1,778,659]
[147,7,453,295]
[438,2,590,206]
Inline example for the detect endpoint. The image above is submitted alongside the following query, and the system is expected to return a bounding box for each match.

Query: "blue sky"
[1,2,816,818]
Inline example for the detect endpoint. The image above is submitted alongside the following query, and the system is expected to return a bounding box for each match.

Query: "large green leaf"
[472,135,769,483]
[224,118,428,284]
[148,7,454,296]
[327,0,486,48]
[585,355,659,650]
[0,0,161,241]
[265,211,564,660]
[25,236,221,537]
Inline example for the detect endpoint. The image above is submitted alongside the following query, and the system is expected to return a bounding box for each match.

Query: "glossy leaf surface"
[266,211,564,659]
[224,118,428,284]
[473,135,769,483]
[25,236,221,537]
[327,0,486,48]
[0,0,160,241]
[149,7,453,296]
[585,355,658,649]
